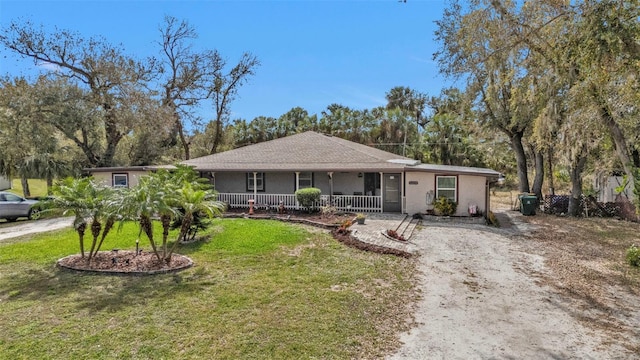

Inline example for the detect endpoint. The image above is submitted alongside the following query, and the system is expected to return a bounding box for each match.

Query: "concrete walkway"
[348,211,533,257]
[350,213,421,255]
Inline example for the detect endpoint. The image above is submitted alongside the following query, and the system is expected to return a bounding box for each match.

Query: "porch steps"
[395,215,421,240]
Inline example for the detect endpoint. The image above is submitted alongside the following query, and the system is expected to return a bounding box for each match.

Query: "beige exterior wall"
[404,172,435,214]
[457,175,487,216]
[404,171,488,216]
[91,171,150,188]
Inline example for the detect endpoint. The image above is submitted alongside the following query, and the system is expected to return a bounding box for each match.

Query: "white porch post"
[253,171,258,201]
[295,171,300,209]
[379,172,384,212]
[328,172,334,204]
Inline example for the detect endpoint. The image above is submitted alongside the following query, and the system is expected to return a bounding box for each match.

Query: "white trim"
[113,173,129,188]
[436,175,457,202]
[297,171,313,189]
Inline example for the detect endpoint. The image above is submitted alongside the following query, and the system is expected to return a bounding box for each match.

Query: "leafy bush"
[626,244,640,267]
[295,187,321,213]
[433,196,457,216]
[170,208,213,243]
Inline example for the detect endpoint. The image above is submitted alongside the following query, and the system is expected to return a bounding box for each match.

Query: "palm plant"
[85,187,116,261]
[50,177,114,260]
[151,170,181,257]
[166,182,225,263]
[118,165,224,264]
[117,173,175,261]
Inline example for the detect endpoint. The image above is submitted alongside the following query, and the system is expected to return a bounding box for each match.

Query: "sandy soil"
[389,218,631,359]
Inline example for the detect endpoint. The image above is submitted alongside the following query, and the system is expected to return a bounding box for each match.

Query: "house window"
[247,172,265,192]
[436,176,457,202]
[113,173,129,188]
[297,172,313,189]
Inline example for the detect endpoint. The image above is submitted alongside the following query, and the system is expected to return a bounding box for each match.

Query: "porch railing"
[322,195,382,213]
[216,193,382,213]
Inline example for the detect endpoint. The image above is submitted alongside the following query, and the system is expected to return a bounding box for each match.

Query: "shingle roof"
[410,164,501,178]
[182,131,411,172]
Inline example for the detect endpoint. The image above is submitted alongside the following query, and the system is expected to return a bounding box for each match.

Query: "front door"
[383,173,401,212]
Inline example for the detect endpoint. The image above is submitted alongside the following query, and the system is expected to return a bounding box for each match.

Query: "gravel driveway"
[0,217,73,241]
[389,222,618,359]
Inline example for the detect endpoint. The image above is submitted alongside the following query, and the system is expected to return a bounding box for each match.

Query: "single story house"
[87,131,500,217]
[88,166,162,189]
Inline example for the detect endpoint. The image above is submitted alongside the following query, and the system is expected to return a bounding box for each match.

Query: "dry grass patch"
[520,213,640,352]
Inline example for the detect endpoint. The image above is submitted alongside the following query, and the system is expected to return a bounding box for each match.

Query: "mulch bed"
[57,250,193,275]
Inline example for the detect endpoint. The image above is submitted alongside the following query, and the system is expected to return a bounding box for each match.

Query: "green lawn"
[0,219,418,359]
[8,178,49,198]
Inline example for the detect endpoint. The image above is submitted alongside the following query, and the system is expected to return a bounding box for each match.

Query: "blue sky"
[0,0,451,121]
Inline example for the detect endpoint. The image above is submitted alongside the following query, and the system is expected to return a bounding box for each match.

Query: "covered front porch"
[206,170,404,213]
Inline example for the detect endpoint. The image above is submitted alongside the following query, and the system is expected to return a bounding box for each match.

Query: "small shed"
[594,172,633,203]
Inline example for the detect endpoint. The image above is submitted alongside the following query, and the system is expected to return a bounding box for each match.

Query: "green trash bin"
[519,194,538,216]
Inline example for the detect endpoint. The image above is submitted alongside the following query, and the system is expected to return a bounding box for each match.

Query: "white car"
[0,191,41,222]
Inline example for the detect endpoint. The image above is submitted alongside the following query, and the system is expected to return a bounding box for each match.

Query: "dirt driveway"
[389,217,630,359]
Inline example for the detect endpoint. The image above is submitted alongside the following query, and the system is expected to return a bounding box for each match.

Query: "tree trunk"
[100,134,122,168]
[20,176,30,198]
[532,149,544,200]
[210,116,223,155]
[177,120,190,160]
[140,215,161,261]
[46,176,53,195]
[509,131,530,193]
[567,153,588,217]
[99,107,125,167]
[547,147,555,195]
[595,91,634,179]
